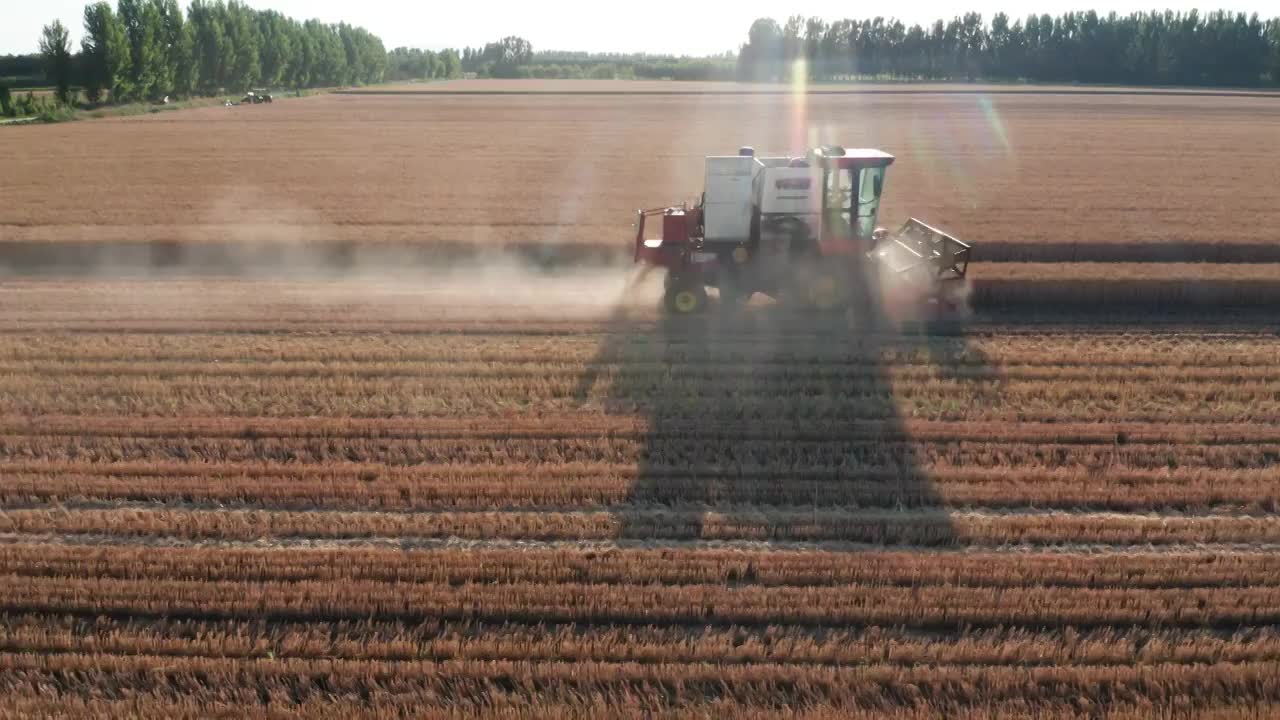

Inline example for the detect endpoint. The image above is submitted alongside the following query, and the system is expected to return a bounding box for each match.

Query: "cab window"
[856,167,886,239]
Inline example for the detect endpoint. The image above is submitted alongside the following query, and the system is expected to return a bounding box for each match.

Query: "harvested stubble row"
[2,282,1279,715]
[2,325,1276,364]
[2,434,1276,474]
[3,506,1276,545]
[6,613,1280,667]
[5,544,1280,590]
[1,651,1276,714]
[6,574,1280,629]
[0,701,1276,720]
[2,338,1280,421]
[5,464,1278,513]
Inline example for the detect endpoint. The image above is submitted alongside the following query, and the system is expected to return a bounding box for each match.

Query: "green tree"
[337,23,362,84]
[479,36,532,78]
[172,21,197,96]
[118,0,167,99]
[738,18,782,80]
[288,19,313,88]
[39,20,74,104]
[306,20,346,86]
[1270,19,1280,82]
[734,11,1278,86]
[188,0,227,94]
[357,28,386,83]
[156,0,192,97]
[224,1,261,91]
[256,10,293,87]
[81,3,129,103]
[0,83,12,117]
[439,49,461,78]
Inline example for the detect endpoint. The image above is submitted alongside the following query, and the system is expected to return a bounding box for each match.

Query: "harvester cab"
[635,145,971,315]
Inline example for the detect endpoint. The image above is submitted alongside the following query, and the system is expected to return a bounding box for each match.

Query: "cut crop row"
[2,506,1277,546]
[2,650,1278,711]
[0,434,1273,474]
[4,573,1280,629]
[5,415,1280,445]
[5,543,1278,590]
[4,463,1275,513]
[3,327,1274,367]
[6,359,1280,386]
[4,613,1279,668]
[2,371,1275,422]
[1,695,1274,720]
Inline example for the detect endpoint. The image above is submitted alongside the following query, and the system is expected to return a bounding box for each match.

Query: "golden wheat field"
[3,84,1280,259]
[1,85,1279,717]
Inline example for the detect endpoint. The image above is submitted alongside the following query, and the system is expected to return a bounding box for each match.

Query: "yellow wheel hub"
[673,290,700,313]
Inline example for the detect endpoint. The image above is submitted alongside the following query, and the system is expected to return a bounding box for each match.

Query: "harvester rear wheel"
[664,279,708,315]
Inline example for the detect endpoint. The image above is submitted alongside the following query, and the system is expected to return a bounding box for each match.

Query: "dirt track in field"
[3,88,1279,269]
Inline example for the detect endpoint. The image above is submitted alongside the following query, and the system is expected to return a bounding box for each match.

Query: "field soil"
[3,83,1279,716]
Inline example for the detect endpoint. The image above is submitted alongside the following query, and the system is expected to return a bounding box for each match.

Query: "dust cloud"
[0,181,662,322]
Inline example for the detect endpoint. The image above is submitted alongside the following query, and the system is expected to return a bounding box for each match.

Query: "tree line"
[738,10,1280,85]
[385,47,461,81]
[509,50,736,81]
[384,12,1280,85]
[387,39,737,81]
[461,37,535,78]
[25,0,386,108]
[12,6,1280,112]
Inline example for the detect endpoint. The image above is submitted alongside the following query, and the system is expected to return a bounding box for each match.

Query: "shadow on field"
[576,259,999,547]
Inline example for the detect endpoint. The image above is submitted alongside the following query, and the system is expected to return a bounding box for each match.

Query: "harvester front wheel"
[664,279,708,315]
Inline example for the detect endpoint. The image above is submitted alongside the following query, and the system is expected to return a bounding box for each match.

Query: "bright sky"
[3,0,1274,56]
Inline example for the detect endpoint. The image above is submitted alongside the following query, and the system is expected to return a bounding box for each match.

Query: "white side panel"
[757,167,821,216]
[704,156,759,243]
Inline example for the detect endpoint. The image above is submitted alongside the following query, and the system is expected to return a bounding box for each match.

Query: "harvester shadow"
[576,268,999,548]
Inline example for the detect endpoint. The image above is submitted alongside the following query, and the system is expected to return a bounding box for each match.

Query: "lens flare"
[978,95,1012,155]
[790,58,808,151]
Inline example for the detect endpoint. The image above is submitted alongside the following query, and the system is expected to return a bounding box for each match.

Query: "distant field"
[2,85,1278,266]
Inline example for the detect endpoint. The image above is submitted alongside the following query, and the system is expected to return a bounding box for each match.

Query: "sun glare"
[978,95,1013,156]
[790,57,808,151]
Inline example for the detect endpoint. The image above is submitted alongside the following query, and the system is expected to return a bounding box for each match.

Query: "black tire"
[663,279,708,315]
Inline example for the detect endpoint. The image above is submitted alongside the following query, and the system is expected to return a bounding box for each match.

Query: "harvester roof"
[811,146,895,168]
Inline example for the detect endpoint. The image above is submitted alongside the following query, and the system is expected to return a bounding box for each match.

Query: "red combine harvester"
[634,146,972,315]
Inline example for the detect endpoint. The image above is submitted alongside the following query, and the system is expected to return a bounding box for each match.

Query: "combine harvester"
[634,146,971,316]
